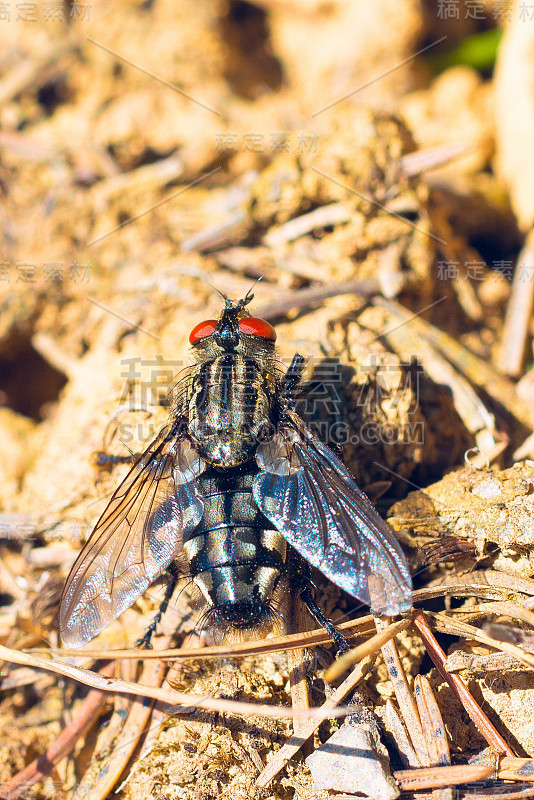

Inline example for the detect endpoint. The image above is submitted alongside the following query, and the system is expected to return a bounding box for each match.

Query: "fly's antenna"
[240,276,263,309]
[207,282,228,303]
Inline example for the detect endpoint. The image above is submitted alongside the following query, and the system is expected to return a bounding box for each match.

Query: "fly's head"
[188,290,277,357]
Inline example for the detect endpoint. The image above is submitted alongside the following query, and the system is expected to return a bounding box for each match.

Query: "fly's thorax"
[187,352,278,467]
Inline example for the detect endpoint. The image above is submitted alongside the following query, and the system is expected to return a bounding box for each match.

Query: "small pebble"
[306,724,399,799]
[471,478,502,499]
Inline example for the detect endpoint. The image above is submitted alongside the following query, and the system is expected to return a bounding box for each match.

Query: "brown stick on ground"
[286,593,312,755]
[498,227,534,377]
[394,764,494,791]
[412,610,514,757]
[375,617,429,767]
[374,296,534,430]
[414,674,453,800]
[255,278,380,320]
[415,675,447,767]
[0,661,115,800]
[498,757,534,782]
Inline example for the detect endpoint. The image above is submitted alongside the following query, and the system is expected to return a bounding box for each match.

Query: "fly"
[59,290,412,652]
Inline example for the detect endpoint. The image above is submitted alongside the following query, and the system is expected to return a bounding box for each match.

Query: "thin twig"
[0,130,62,163]
[45,615,379,659]
[263,203,351,246]
[384,699,420,767]
[450,600,534,629]
[88,154,184,207]
[180,210,248,252]
[424,570,534,599]
[414,674,440,767]
[394,764,494,791]
[255,278,381,320]
[462,785,534,800]
[0,643,350,721]
[444,650,534,674]
[412,611,514,756]
[44,574,534,662]
[216,245,328,282]
[426,611,534,668]
[398,142,477,178]
[498,227,534,377]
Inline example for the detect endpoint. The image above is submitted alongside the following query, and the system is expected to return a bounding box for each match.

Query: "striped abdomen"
[188,353,274,467]
[183,465,287,629]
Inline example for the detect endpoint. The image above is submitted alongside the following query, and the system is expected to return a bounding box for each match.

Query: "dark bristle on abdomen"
[182,463,288,631]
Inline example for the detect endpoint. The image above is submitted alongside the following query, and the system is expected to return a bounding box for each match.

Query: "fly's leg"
[281,353,306,412]
[280,354,343,455]
[91,451,136,473]
[92,406,151,474]
[299,585,351,657]
[290,554,351,657]
[136,564,180,649]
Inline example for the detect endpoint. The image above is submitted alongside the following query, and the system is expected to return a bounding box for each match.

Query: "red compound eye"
[189,319,217,344]
[239,317,277,341]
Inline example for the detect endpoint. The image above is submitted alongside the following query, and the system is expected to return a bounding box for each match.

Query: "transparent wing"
[253,411,412,616]
[59,420,205,647]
